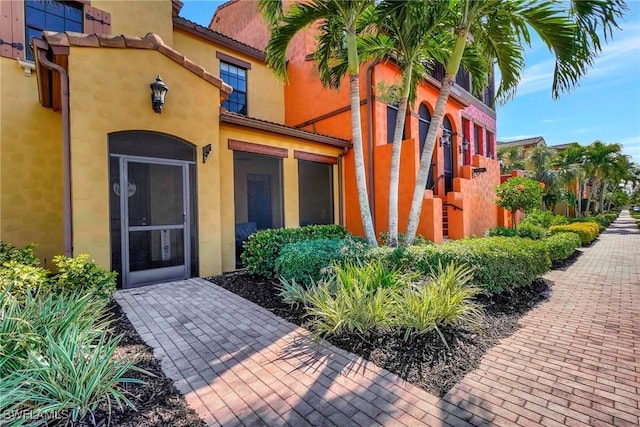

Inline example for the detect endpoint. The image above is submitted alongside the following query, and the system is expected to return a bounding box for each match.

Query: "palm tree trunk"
[585,179,595,215]
[387,65,413,247]
[405,32,467,245]
[347,31,377,247]
[598,181,607,213]
[576,178,581,218]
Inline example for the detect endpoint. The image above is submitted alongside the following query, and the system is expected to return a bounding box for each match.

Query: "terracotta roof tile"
[173,15,266,62]
[41,31,232,98]
[497,136,546,148]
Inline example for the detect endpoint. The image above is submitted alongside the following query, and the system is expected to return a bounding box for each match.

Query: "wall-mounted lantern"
[202,144,212,163]
[150,75,168,114]
[439,133,451,147]
[460,139,469,154]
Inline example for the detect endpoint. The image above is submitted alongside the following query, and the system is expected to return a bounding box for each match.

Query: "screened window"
[221,61,248,115]
[298,160,334,226]
[25,0,83,61]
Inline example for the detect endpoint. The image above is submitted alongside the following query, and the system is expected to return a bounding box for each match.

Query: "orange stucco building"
[212,0,502,241]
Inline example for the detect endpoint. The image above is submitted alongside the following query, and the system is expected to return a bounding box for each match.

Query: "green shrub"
[274,237,369,286]
[0,291,109,377]
[0,242,39,266]
[545,232,582,262]
[394,263,482,343]
[301,260,481,341]
[51,254,116,300]
[378,231,431,246]
[396,237,551,295]
[241,224,347,278]
[549,222,599,245]
[521,209,568,228]
[0,290,146,426]
[0,260,49,303]
[304,261,406,337]
[569,217,605,232]
[516,223,548,240]
[593,213,617,228]
[486,226,517,237]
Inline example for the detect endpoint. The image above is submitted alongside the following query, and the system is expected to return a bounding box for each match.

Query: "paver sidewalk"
[115,211,640,426]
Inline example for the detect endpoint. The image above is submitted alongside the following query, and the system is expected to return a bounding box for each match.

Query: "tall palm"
[404,0,627,244]
[527,146,558,210]
[584,140,623,214]
[601,153,629,212]
[498,146,525,174]
[361,1,461,247]
[553,143,587,217]
[260,0,379,246]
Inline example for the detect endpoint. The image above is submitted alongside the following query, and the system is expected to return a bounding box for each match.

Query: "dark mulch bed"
[207,272,551,397]
[83,303,206,427]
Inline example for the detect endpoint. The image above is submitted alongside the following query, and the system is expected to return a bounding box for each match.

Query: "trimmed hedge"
[549,222,599,246]
[516,223,547,240]
[274,237,370,286]
[545,232,581,262]
[370,237,551,295]
[486,227,517,237]
[521,209,569,228]
[241,224,347,278]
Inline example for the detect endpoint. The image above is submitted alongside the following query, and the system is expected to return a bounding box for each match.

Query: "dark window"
[386,105,406,144]
[418,104,431,156]
[455,67,471,92]
[474,125,481,155]
[25,0,83,61]
[461,118,470,165]
[442,117,454,193]
[221,61,248,115]
[298,160,334,226]
[486,129,493,158]
[419,104,434,189]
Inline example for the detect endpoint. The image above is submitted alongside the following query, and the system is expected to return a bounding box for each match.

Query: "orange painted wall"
[373,139,442,243]
[447,155,501,238]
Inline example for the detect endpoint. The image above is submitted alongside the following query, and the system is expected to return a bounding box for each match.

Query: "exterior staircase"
[442,203,449,237]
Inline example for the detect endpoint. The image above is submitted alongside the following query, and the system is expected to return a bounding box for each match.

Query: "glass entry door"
[118,157,190,287]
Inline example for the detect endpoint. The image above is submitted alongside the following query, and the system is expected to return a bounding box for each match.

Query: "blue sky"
[181,0,640,165]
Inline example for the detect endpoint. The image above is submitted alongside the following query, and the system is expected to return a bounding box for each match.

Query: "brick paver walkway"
[115,211,640,426]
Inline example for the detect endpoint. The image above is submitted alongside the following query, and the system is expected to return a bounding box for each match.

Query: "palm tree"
[361,1,464,247]
[403,0,627,245]
[498,146,525,174]
[601,153,630,212]
[527,146,559,210]
[260,0,379,246]
[553,143,587,217]
[584,140,623,214]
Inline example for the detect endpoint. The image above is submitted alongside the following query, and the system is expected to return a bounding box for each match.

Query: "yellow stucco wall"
[173,30,285,124]
[67,48,221,276]
[0,58,64,267]
[91,0,174,45]
[219,123,342,271]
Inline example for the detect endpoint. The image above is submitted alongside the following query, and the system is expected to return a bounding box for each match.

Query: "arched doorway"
[418,104,435,190]
[442,117,454,193]
[108,131,198,288]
